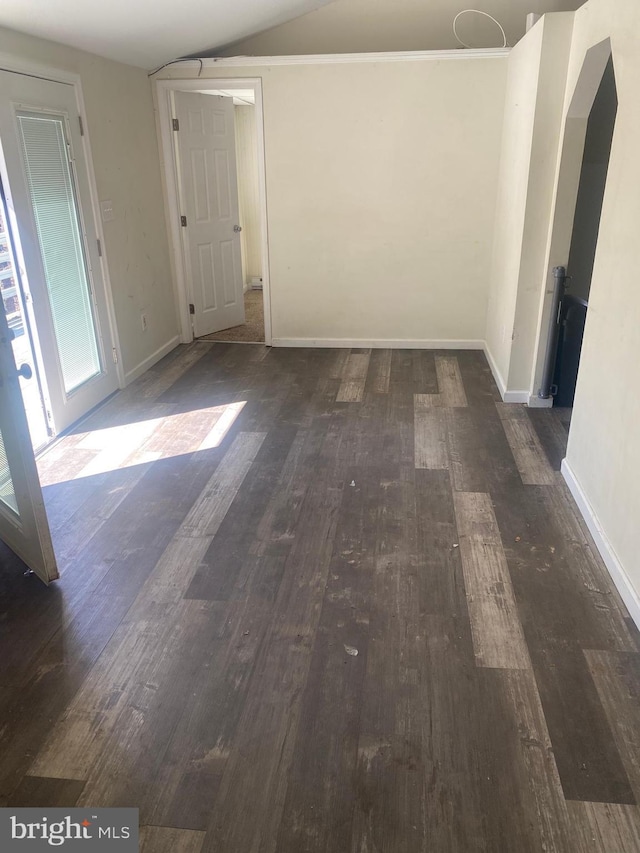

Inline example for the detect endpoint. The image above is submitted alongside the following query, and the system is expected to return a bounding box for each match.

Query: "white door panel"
[0,285,57,584]
[175,93,245,337]
[0,71,118,435]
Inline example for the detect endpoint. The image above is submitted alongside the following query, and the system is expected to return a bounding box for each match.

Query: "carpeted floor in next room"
[199,289,264,343]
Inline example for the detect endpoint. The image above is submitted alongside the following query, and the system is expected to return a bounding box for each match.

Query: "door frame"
[0,51,125,393]
[529,39,613,404]
[154,77,272,346]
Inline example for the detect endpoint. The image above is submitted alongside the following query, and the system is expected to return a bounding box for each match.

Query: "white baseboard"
[528,394,553,408]
[561,458,640,630]
[123,335,181,386]
[483,343,509,399]
[483,343,537,404]
[503,390,530,404]
[271,337,484,349]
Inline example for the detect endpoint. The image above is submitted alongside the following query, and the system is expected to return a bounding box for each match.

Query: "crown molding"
[155,47,510,75]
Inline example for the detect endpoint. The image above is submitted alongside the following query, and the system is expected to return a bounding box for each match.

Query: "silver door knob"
[233,225,242,233]
[17,363,33,380]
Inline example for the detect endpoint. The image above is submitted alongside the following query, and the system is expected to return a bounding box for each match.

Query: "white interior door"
[0,288,57,584]
[0,71,118,436]
[175,92,245,337]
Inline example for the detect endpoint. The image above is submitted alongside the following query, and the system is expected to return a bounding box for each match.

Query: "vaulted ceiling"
[0,0,334,69]
[218,0,585,57]
[0,0,584,70]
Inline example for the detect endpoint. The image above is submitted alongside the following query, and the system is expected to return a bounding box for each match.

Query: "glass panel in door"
[0,181,50,450]
[0,71,119,436]
[0,287,58,583]
[16,111,102,394]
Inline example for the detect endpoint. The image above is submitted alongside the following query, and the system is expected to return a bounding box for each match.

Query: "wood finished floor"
[1,343,639,852]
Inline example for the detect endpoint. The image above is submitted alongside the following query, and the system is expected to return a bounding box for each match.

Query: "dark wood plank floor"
[1,343,640,852]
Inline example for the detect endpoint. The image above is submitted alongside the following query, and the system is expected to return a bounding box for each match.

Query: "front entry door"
[0,71,119,436]
[175,92,245,337]
[0,292,57,583]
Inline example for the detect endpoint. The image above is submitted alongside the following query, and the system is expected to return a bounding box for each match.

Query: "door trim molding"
[0,51,125,388]
[154,77,272,346]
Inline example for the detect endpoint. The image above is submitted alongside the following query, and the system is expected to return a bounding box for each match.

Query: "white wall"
[507,13,574,393]
[484,22,545,392]
[484,0,640,618]
[560,0,640,617]
[234,105,263,283]
[162,56,507,345]
[220,0,583,56]
[485,13,574,397]
[0,26,178,382]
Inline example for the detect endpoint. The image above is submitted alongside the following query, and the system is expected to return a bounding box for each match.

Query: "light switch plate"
[100,199,115,222]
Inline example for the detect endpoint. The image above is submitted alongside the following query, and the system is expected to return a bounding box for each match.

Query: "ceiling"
[0,0,334,69]
[0,0,585,70]
[218,0,585,56]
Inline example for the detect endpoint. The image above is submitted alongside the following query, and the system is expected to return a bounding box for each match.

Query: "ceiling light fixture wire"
[453,9,508,49]
[148,58,204,77]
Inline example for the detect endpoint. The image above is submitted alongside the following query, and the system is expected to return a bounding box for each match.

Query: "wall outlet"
[141,313,148,331]
[100,199,115,222]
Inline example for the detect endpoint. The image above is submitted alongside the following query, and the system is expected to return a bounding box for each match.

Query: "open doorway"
[197,90,265,344]
[553,56,617,407]
[156,78,271,347]
[532,40,617,449]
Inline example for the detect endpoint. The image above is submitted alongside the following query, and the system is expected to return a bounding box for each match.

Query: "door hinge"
[181,215,187,227]
[78,115,85,136]
[96,238,102,257]
[112,347,118,364]
[172,118,179,131]
[189,303,195,315]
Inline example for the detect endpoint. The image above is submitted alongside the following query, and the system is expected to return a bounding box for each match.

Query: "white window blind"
[0,426,18,515]
[17,111,101,395]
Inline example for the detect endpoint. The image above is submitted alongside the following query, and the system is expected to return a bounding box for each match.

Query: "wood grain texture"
[435,353,468,407]
[337,351,371,403]
[0,345,637,850]
[201,431,346,852]
[29,433,265,782]
[368,348,392,394]
[453,491,530,669]
[351,463,426,853]
[414,408,447,469]
[568,802,640,852]
[139,826,205,853]
[411,350,438,394]
[483,667,574,852]
[276,465,378,853]
[489,481,637,805]
[6,776,85,808]
[527,407,572,471]
[496,402,556,485]
[530,646,635,805]
[585,650,640,799]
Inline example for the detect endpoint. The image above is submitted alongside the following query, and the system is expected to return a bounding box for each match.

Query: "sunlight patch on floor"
[38,401,246,486]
